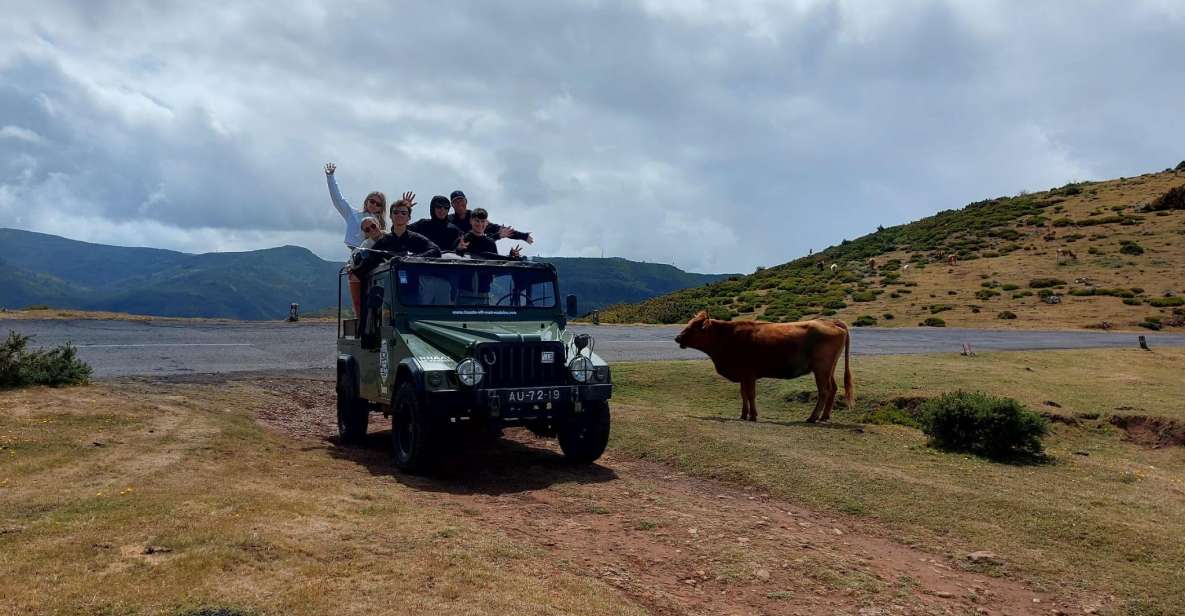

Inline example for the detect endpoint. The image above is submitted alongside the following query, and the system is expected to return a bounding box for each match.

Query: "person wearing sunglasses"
[352,202,441,276]
[324,162,391,246]
[345,216,387,316]
[409,195,463,253]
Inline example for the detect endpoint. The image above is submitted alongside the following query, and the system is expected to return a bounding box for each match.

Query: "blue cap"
[450,190,466,201]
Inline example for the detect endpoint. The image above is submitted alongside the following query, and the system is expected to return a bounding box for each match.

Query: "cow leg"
[746,378,758,422]
[806,370,828,423]
[821,375,839,422]
[739,382,749,420]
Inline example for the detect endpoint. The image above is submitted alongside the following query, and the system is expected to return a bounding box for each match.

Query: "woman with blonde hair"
[326,162,402,317]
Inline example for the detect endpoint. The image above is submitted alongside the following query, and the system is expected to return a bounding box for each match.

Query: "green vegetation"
[1119,241,1145,256]
[920,317,946,327]
[853,315,877,327]
[1141,184,1185,212]
[919,392,1049,460]
[0,331,91,389]
[1149,296,1185,307]
[997,311,1017,320]
[1028,278,1067,289]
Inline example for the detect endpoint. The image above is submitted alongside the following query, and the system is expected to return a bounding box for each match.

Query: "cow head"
[675,311,711,350]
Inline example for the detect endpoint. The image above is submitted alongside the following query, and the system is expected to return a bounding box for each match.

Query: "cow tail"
[835,320,854,409]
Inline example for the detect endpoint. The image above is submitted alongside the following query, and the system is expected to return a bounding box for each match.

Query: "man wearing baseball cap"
[447,190,533,244]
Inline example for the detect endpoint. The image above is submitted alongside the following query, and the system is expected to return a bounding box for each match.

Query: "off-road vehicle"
[336,256,612,472]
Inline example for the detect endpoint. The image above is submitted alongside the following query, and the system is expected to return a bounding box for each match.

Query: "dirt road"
[253,374,1094,615]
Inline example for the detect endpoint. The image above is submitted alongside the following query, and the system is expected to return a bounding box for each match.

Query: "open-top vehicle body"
[336,256,612,471]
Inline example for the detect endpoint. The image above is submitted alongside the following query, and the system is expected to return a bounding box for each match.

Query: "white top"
[327,173,364,249]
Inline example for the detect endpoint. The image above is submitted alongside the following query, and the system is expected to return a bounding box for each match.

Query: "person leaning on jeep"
[455,208,523,261]
[447,190,533,244]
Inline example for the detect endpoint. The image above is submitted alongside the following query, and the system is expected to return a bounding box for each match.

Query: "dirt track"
[252,375,1100,615]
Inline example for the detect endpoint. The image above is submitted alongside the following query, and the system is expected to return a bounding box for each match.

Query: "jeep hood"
[410,320,565,358]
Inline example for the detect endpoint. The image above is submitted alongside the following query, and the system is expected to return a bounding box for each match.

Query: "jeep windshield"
[393,262,559,308]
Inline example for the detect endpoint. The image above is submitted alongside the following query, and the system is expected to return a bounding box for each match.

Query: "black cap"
[430,195,450,209]
[449,190,466,201]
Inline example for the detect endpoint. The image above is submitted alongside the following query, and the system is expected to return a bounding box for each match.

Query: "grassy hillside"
[540,257,733,314]
[601,166,1185,330]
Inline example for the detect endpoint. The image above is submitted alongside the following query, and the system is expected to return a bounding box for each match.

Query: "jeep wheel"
[392,381,438,473]
[558,400,610,464]
[336,367,368,444]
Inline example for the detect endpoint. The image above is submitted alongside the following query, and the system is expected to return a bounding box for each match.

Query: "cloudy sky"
[1,1,1182,274]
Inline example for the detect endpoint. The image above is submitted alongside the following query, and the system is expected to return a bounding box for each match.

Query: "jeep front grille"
[474,342,567,388]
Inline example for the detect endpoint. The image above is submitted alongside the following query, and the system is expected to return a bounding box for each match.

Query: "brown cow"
[675,312,853,423]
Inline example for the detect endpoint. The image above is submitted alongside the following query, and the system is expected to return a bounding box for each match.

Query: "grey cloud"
[1,1,1183,273]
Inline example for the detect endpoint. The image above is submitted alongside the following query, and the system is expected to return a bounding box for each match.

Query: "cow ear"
[700,315,712,330]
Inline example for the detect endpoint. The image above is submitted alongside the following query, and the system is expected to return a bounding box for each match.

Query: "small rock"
[966,550,1000,565]
[143,545,172,555]
[832,528,844,536]
[754,568,771,581]
[92,441,105,447]
[935,591,955,599]
[687,528,698,536]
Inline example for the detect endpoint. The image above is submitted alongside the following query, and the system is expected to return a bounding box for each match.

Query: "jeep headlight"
[568,356,594,383]
[456,358,484,387]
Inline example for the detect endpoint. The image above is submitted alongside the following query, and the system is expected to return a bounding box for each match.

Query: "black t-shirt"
[352,229,441,273]
[409,217,462,252]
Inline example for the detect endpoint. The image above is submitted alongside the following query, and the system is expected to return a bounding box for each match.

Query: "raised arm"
[325,163,354,220]
[487,222,532,242]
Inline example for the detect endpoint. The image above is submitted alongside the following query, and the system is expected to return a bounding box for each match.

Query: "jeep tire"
[558,400,610,464]
[392,381,438,473]
[336,364,368,444]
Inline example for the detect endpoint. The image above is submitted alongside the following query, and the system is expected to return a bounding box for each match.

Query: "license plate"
[501,388,568,404]
[541,351,555,363]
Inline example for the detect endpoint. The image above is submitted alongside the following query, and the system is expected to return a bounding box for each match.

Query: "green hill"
[0,229,728,320]
[600,166,1185,331]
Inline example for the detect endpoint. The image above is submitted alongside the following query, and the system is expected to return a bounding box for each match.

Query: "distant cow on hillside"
[675,313,854,423]
[946,254,958,266]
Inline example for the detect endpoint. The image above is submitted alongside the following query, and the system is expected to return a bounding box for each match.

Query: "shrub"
[975,289,1001,300]
[1052,217,1072,227]
[1150,296,1185,307]
[997,311,1018,320]
[1123,298,1143,306]
[1028,278,1067,288]
[1001,284,1019,291]
[882,313,895,320]
[929,304,953,314]
[0,331,92,390]
[1141,185,1185,212]
[1138,321,1162,331]
[1119,241,1145,256]
[824,299,848,310]
[921,317,946,327]
[1131,287,1145,294]
[851,291,877,302]
[853,315,877,327]
[919,391,1049,460]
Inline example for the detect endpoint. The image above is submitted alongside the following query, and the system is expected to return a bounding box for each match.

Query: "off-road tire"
[336,366,368,444]
[392,381,439,473]
[558,400,610,464]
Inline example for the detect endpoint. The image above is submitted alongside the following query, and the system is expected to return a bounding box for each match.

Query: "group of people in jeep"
[325,162,535,315]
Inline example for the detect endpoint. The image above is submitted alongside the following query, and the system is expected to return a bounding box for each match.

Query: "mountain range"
[0,229,731,320]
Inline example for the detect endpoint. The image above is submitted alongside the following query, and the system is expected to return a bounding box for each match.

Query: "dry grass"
[611,349,1185,615]
[0,382,643,616]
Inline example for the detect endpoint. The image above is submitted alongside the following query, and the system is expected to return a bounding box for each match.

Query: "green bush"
[929,304,953,314]
[1150,296,1185,307]
[882,313,895,320]
[1001,284,1019,291]
[0,331,92,390]
[1028,278,1067,289]
[975,289,1001,300]
[1123,298,1143,306]
[920,391,1049,460]
[851,291,877,302]
[853,315,877,327]
[1052,217,1072,227]
[1119,241,1145,256]
[921,317,946,327]
[997,311,1018,320]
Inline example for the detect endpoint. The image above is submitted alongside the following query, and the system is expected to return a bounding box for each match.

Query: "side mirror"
[565,294,578,318]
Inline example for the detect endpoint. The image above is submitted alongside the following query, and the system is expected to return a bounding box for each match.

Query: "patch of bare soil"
[1108,414,1185,448]
[254,377,1100,615]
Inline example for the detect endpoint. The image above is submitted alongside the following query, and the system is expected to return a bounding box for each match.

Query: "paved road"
[6,319,1185,378]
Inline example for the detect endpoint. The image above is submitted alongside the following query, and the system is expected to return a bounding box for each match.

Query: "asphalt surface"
[7,319,1185,378]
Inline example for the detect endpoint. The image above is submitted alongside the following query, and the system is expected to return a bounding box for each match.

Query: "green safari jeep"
[336,256,612,472]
